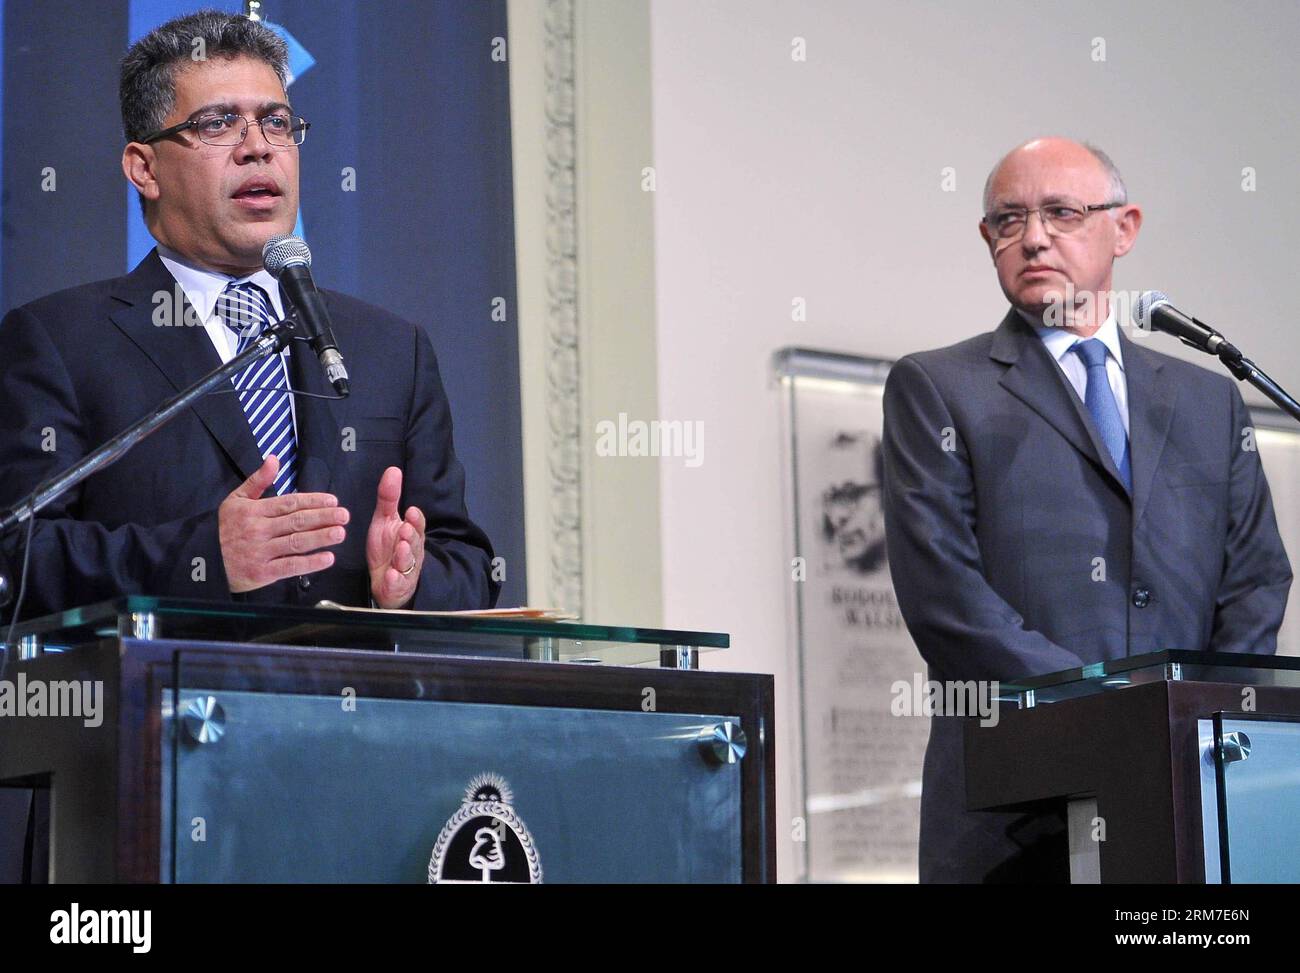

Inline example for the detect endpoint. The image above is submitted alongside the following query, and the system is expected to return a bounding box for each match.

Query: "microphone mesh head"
[262,234,312,277]
[1134,290,1169,330]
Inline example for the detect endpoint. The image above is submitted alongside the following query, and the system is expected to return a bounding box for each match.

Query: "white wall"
[647,0,1300,881]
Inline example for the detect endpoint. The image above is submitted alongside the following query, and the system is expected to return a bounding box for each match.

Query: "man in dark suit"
[0,11,498,620]
[0,12,498,882]
[881,137,1291,882]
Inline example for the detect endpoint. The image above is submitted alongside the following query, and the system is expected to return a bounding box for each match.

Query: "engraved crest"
[428,774,542,884]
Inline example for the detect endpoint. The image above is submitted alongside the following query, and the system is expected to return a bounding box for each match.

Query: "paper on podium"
[315,600,578,621]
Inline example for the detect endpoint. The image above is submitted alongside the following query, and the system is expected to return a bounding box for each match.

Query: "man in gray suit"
[881,137,1292,882]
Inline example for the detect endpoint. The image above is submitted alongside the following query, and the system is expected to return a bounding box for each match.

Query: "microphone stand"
[0,313,300,610]
[1197,334,1300,425]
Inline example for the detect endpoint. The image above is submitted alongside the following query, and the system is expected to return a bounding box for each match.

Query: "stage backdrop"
[0,0,525,607]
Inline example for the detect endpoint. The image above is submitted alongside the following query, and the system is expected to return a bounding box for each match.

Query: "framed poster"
[775,348,926,883]
[1251,407,1300,657]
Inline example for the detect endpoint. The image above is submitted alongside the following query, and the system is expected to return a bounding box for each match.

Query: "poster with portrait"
[777,349,929,883]
[1253,409,1300,657]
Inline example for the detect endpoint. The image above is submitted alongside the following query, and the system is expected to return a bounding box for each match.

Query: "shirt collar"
[156,243,286,326]
[1023,305,1125,371]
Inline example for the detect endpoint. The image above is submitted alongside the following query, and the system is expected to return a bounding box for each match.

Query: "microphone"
[262,235,350,397]
[1133,291,1237,358]
[1133,290,1300,423]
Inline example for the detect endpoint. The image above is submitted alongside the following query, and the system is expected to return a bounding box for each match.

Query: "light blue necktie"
[1071,338,1131,491]
[217,282,298,496]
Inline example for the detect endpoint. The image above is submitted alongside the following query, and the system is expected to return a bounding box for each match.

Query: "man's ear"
[978,219,996,258]
[122,142,161,205]
[1112,204,1142,257]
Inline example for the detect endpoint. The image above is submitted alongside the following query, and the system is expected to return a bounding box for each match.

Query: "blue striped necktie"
[1070,338,1131,491]
[216,282,298,495]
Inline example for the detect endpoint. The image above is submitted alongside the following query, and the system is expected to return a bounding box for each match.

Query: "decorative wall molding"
[541,0,583,613]
[510,0,661,622]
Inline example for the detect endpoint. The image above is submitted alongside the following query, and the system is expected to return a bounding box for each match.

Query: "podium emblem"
[428,774,543,884]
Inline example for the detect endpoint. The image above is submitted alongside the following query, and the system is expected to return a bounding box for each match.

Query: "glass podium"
[964,650,1300,883]
[0,598,773,883]
[7,594,730,668]
[995,649,1300,706]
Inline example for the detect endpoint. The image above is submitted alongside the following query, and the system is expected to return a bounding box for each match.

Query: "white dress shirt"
[157,244,298,434]
[1027,307,1130,435]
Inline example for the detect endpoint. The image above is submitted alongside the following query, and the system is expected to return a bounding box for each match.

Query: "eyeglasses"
[983,198,1123,241]
[140,111,310,147]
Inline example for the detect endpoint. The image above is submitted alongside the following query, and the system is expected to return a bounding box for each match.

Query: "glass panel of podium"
[996,649,1300,708]
[163,657,744,882]
[9,595,728,667]
[1208,715,1300,883]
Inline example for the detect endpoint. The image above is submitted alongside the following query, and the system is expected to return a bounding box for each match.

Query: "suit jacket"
[0,249,499,621]
[881,309,1291,883]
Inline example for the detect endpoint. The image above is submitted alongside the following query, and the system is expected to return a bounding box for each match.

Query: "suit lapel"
[108,250,264,481]
[990,309,1131,496]
[1121,333,1178,527]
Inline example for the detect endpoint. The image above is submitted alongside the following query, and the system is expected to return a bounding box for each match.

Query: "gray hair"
[120,9,288,143]
[982,140,1128,214]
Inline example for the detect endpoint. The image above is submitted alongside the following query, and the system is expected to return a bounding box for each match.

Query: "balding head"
[983,138,1127,215]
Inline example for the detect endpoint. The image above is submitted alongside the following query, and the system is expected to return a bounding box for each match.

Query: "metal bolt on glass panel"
[181,696,227,746]
[1219,730,1252,764]
[699,721,747,764]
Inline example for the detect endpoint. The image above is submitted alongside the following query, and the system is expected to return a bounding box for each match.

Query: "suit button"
[297,575,311,592]
[1132,586,1151,608]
